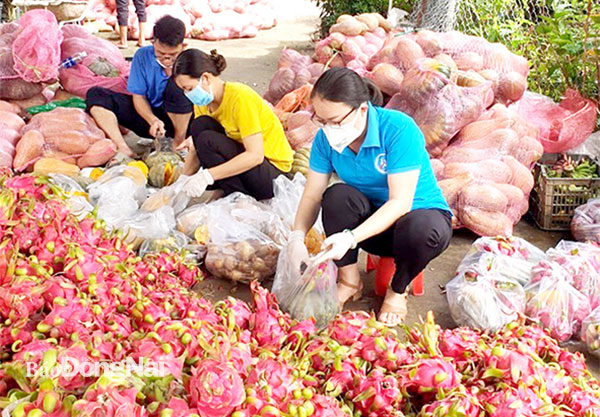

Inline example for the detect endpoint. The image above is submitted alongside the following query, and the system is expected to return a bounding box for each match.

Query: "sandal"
[378,291,408,327]
[338,278,363,310]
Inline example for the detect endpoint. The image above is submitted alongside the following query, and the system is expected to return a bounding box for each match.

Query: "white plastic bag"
[49,173,93,219]
[272,251,339,328]
[571,199,600,244]
[446,252,526,331]
[121,205,177,249]
[458,236,546,286]
[139,230,190,258]
[140,174,190,215]
[581,307,600,357]
[176,204,209,238]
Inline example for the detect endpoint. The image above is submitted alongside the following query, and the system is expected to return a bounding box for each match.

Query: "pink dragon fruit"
[481,387,547,417]
[567,389,600,416]
[188,359,245,417]
[328,311,371,346]
[57,343,95,391]
[128,339,185,379]
[246,357,298,403]
[439,327,481,366]
[533,366,573,403]
[248,281,290,352]
[484,345,538,385]
[72,385,147,417]
[161,397,201,417]
[349,368,403,417]
[556,350,588,379]
[406,358,461,393]
[287,318,317,348]
[360,335,412,371]
[311,394,348,417]
[324,359,366,396]
[418,390,482,417]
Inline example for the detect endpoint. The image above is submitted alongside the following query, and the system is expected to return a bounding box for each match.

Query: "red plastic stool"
[366,254,424,297]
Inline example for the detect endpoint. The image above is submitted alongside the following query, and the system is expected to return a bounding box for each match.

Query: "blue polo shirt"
[127,46,169,108]
[309,103,450,213]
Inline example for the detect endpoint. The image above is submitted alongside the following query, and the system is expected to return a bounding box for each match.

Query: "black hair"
[173,49,227,78]
[311,67,383,107]
[153,15,186,47]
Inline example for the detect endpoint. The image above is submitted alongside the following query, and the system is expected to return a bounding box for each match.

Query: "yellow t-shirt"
[193,82,293,172]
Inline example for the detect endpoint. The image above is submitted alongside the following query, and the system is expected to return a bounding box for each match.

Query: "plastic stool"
[366,254,424,297]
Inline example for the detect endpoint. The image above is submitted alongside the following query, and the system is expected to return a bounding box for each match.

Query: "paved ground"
[106,0,599,371]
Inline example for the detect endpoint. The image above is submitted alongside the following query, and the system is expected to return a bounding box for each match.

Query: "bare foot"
[378,289,408,327]
[117,41,128,49]
[137,40,148,47]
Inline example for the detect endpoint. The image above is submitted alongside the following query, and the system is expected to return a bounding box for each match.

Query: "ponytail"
[311,67,383,107]
[173,48,227,79]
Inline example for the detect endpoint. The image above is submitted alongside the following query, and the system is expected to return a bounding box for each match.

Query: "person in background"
[116,0,147,49]
[86,15,193,157]
[172,48,294,201]
[287,68,453,327]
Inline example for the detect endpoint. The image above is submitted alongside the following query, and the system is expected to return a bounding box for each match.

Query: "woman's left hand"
[313,230,357,264]
[175,137,193,152]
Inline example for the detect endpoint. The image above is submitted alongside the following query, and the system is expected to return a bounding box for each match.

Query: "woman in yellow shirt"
[172,48,294,200]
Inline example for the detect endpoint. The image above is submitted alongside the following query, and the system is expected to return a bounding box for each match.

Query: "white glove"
[287,230,309,275]
[184,168,214,198]
[313,230,357,264]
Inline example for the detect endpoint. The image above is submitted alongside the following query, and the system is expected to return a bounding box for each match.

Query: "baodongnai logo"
[26,357,168,378]
[375,153,387,174]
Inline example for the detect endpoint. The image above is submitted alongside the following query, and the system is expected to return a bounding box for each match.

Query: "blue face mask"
[185,83,213,106]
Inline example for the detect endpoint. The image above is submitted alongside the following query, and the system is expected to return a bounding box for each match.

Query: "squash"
[148,160,183,188]
[144,151,183,169]
[87,57,120,77]
[33,157,80,177]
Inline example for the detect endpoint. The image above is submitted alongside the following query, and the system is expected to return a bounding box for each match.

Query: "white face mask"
[156,58,170,69]
[322,109,364,153]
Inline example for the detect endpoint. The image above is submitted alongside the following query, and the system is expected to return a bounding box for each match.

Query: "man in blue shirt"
[86,15,192,157]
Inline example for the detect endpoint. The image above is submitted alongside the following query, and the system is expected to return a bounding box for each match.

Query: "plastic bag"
[27,97,86,115]
[204,193,286,283]
[121,205,177,249]
[510,89,597,154]
[49,173,93,219]
[88,166,147,229]
[458,236,546,286]
[446,252,526,331]
[59,25,130,98]
[140,174,190,215]
[139,230,190,258]
[12,10,63,83]
[571,200,600,244]
[272,252,339,328]
[544,241,600,309]
[525,261,591,342]
[570,131,600,159]
[581,307,600,357]
[176,204,209,238]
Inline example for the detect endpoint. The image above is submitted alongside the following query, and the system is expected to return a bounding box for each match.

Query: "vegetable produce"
[546,154,598,179]
[33,157,80,177]
[291,147,311,176]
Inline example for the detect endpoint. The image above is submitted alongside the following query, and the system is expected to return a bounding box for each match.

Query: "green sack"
[27,97,87,115]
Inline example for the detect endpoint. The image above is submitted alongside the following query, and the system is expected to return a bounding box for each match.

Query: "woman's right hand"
[288,230,309,275]
[149,119,166,138]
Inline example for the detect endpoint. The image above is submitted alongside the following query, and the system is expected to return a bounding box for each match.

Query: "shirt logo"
[374,153,387,174]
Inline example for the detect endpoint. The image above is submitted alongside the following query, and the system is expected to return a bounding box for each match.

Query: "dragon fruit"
[248,281,290,352]
[324,359,366,396]
[328,311,371,346]
[438,327,481,369]
[484,345,538,384]
[567,389,600,416]
[72,385,147,417]
[311,394,348,417]
[349,368,403,417]
[407,358,462,393]
[188,359,245,417]
[360,335,412,371]
[128,339,185,379]
[481,387,548,417]
[418,390,482,417]
[246,358,298,403]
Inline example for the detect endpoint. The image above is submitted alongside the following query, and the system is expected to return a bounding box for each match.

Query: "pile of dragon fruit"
[1,170,600,416]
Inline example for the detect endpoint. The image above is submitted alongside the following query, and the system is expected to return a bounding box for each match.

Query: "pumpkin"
[148,160,183,188]
[144,151,183,169]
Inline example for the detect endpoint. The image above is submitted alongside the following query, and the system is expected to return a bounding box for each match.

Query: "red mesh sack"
[59,25,130,98]
[12,10,62,83]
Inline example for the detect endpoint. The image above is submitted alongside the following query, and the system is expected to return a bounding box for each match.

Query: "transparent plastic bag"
[571,200,600,245]
[49,173,93,219]
[176,204,209,238]
[446,252,526,331]
[139,230,190,258]
[272,252,339,329]
[458,236,546,286]
[525,261,591,342]
[121,206,176,250]
[544,241,600,309]
[581,307,600,357]
[88,166,148,229]
[140,174,190,215]
[204,193,285,283]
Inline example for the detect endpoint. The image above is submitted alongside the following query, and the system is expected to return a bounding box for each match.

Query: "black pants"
[86,78,192,139]
[116,0,146,26]
[191,116,284,201]
[321,183,452,294]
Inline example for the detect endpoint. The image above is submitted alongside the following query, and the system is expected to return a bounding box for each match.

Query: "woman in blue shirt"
[288,68,452,327]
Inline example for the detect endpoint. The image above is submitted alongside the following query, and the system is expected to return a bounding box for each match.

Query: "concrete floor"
[106,0,598,371]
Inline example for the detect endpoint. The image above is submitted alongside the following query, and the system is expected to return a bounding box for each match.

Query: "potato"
[252,258,267,272]
[235,241,255,261]
[224,256,238,270]
[212,258,225,269]
[229,270,244,282]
